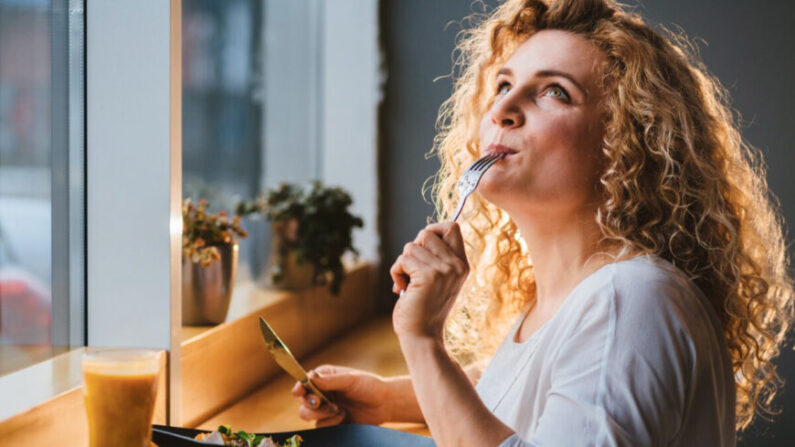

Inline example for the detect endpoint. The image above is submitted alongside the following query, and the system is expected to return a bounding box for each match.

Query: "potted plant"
[236,181,363,295]
[182,198,247,325]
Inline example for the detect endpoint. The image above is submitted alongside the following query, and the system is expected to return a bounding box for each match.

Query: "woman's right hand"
[291,365,395,427]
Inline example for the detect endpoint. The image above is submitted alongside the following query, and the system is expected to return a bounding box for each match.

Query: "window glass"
[182,0,266,282]
[183,0,263,207]
[0,0,84,374]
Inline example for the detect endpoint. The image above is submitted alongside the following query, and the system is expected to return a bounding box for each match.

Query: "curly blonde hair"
[431,0,794,432]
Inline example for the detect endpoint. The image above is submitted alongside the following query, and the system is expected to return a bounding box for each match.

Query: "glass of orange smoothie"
[82,349,161,447]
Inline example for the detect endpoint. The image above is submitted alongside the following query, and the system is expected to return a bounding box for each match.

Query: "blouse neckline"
[509,255,654,345]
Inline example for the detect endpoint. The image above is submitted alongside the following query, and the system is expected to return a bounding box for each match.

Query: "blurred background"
[0,0,791,443]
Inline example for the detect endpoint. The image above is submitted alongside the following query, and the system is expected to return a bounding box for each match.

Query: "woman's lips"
[486,143,518,157]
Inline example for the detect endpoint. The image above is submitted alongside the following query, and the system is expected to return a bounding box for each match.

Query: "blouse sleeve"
[500,277,695,446]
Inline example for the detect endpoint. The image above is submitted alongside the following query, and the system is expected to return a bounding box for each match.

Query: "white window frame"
[85,0,183,423]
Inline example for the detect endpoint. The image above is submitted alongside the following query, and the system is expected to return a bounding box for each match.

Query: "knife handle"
[301,377,333,407]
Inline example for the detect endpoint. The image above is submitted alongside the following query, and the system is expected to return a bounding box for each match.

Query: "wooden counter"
[195,317,430,437]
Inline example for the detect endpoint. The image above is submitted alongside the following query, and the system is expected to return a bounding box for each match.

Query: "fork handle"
[451,194,468,222]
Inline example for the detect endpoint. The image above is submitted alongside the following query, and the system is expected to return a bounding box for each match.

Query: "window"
[182,0,263,208]
[0,0,85,375]
[181,0,380,297]
[182,0,268,282]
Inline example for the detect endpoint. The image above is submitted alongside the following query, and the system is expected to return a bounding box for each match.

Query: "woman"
[292,0,793,445]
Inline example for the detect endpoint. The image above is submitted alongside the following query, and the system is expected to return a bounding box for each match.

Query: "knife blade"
[258,316,333,406]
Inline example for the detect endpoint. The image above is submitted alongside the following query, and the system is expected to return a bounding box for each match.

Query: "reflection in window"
[0,0,84,374]
[182,0,266,281]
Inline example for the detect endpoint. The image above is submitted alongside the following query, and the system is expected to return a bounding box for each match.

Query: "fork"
[450,152,505,222]
[398,152,505,295]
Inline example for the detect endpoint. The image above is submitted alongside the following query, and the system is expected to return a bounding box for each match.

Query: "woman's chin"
[477,175,511,204]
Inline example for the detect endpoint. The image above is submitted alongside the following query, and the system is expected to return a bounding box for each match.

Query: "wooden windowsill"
[0,344,72,378]
[180,262,377,427]
[0,262,377,444]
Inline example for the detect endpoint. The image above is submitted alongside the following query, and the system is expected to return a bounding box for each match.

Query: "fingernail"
[308,396,317,407]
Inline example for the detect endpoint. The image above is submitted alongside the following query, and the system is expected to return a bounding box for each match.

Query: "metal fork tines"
[451,152,505,222]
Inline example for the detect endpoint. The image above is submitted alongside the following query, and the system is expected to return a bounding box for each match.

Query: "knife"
[258,316,333,407]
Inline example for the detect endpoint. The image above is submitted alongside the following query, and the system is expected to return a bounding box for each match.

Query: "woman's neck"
[512,206,613,310]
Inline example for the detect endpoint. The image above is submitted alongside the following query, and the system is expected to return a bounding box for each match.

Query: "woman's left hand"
[389,222,469,340]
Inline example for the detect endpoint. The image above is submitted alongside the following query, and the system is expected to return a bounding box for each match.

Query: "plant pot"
[264,231,315,291]
[182,242,239,325]
[238,215,271,283]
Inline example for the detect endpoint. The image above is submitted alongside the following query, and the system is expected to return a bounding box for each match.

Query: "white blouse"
[475,255,736,446]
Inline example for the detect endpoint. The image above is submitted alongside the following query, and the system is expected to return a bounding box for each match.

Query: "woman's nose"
[490,97,524,128]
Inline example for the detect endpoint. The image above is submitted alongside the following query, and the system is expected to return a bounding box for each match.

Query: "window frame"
[50,0,86,348]
[85,0,183,422]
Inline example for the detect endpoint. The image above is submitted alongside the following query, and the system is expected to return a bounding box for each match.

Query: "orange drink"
[82,349,160,447]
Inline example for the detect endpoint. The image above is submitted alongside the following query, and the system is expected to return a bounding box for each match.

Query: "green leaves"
[235,429,256,445]
[237,181,363,295]
[282,435,304,447]
[212,425,302,447]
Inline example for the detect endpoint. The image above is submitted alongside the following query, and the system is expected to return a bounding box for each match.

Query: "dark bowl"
[152,423,436,447]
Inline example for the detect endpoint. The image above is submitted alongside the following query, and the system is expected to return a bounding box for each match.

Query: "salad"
[195,425,303,447]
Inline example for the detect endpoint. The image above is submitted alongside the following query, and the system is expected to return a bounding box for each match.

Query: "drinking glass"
[82,349,161,447]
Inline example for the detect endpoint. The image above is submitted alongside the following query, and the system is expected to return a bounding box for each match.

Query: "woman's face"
[478,29,608,218]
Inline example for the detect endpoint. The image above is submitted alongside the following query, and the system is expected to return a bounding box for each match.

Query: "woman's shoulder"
[583,254,724,350]
[572,255,703,309]
[564,255,719,338]
[605,254,708,312]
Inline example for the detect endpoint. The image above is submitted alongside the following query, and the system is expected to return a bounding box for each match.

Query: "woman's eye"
[496,82,511,96]
[544,85,570,102]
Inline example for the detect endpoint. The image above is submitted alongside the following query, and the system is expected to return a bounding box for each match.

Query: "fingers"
[307,365,356,391]
[299,394,321,409]
[316,408,347,427]
[291,380,306,397]
[443,223,466,260]
[311,364,347,377]
[390,222,469,294]
[415,233,468,276]
[298,399,342,422]
[426,222,467,258]
[295,364,351,424]
[294,365,342,403]
[389,247,431,293]
[389,265,408,295]
[416,223,468,276]
[403,241,438,265]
